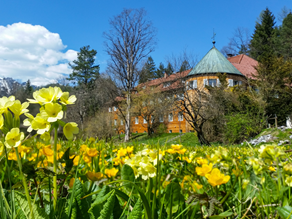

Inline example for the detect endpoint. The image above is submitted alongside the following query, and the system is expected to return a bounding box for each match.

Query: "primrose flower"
[0,96,15,114]
[42,103,63,122]
[31,115,51,134]
[60,92,77,105]
[40,132,51,141]
[105,168,119,178]
[205,168,230,187]
[28,87,63,104]
[5,128,24,148]
[284,163,292,174]
[0,115,3,129]
[196,163,213,177]
[9,100,29,117]
[63,122,79,140]
[285,176,292,187]
[86,171,104,181]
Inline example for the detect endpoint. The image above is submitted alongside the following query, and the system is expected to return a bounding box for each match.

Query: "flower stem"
[53,126,58,209]
[15,148,34,218]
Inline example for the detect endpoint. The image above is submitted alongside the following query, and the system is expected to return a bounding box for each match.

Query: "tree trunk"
[197,129,211,146]
[124,92,131,142]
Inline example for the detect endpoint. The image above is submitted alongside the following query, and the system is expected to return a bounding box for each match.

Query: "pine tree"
[68,45,100,89]
[179,60,190,72]
[24,79,33,96]
[165,63,174,75]
[154,63,165,78]
[249,8,276,62]
[139,56,156,83]
[277,13,292,59]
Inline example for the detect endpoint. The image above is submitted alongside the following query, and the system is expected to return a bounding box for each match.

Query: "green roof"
[188,46,243,76]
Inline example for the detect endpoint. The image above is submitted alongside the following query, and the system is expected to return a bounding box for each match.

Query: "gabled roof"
[228,54,258,79]
[188,47,243,76]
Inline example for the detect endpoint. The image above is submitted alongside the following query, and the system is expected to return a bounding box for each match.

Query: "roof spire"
[212,28,216,47]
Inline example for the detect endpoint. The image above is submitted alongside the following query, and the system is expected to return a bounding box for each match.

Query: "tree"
[67,45,100,89]
[221,27,251,57]
[249,8,276,62]
[154,63,165,78]
[24,79,33,96]
[179,60,191,72]
[104,8,156,142]
[165,63,174,75]
[139,56,156,83]
[276,13,292,59]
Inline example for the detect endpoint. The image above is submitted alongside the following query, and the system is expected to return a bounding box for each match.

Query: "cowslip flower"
[42,103,63,122]
[30,115,51,134]
[284,163,292,174]
[60,92,77,105]
[5,128,24,148]
[285,176,292,187]
[9,100,29,117]
[0,96,15,114]
[28,87,63,104]
[205,168,230,187]
[105,168,119,178]
[0,115,3,129]
[196,163,213,176]
[63,122,79,140]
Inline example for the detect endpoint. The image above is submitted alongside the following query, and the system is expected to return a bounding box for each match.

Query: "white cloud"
[0,23,77,86]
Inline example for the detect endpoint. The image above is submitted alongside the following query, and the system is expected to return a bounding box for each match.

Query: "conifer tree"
[277,13,292,59]
[165,62,174,75]
[139,56,156,83]
[249,8,276,62]
[179,60,191,72]
[154,63,165,78]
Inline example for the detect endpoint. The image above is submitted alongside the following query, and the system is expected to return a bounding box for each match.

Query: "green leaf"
[60,148,74,173]
[88,185,111,218]
[277,206,292,219]
[209,211,233,219]
[121,164,135,190]
[112,195,123,219]
[98,190,116,219]
[14,191,49,219]
[164,182,184,214]
[128,199,143,219]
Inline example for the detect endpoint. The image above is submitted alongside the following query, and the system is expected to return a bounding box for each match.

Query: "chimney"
[164,73,168,78]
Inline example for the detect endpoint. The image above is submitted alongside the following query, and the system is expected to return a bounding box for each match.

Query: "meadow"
[0,87,292,219]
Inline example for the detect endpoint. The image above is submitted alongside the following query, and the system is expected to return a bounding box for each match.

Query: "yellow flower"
[196,157,208,165]
[60,92,77,105]
[117,148,127,157]
[8,152,17,161]
[80,144,88,153]
[105,168,119,178]
[30,115,51,134]
[42,146,54,156]
[0,114,3,129]
[9,100,29,117]
[269,166,276,172]
[69,178,75,188]
[113,157,122,166]
[191,181,203,192]
[5,128,24,148]
[86,148,98,157]
[205,168,230,187]
[284,163,292,174]
[242,179,250,189]
[232,167,243,177]
[63,122,79,140]
[73,156,80,166]
[0,96,15,114]
[126,146,134,154]
[86,171,104,181]
[196,163,213,177]
[183,156,191,163]
[40,132,50,141]
[42,103,63,122]
[285,176,292,187]
[83,155,92,163]
[88,137,95,143]
[28,153,37,161]
[28,87,63,104]
[0,142,4,156]
[171,144,182,150]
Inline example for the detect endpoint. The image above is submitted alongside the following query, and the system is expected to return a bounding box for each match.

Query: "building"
[109,43,258,134]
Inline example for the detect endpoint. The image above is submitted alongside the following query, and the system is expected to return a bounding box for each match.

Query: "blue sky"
[0,0,291,85]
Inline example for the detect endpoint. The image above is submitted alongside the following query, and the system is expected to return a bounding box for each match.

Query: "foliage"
[68,45,100,89]
[139,56,157,84]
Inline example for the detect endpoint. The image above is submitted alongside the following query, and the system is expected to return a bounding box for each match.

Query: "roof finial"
[212,28,216,47]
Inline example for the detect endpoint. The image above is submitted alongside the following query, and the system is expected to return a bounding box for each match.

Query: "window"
[135,117,139,124]
[193,80,197,88]
[168,113,173,122]
[179,129,182,133]
[113,106,117,111]
[135,131,138,133]
[109,107,112,112]
[208,79,217,87]
[159,115,164,122]
[114,119,117,126]
[120,120,123,125]
[178,112,183,121]
[228,79,234,87]
[188,81,193,90]
[234,80,242,86]
[143,117,147,124]
[169,130,172,133]
[177,93,184,100]
[203,79,208,87]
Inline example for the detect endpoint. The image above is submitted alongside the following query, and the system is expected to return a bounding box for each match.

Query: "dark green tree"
[179,60,191,72]
[154,62,165,78]
[139,56,156,83]
[165,62,174,75]
[249,8,276,62]
[276,13,292,59]
[24,79,33,96]
[67,45,100,89]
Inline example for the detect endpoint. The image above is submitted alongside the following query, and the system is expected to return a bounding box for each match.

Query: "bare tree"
[277,6,291,24]
[221,27,251,57]
[104,8,156,141]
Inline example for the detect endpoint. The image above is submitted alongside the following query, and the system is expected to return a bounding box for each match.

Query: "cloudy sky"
[0,0,291,86]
